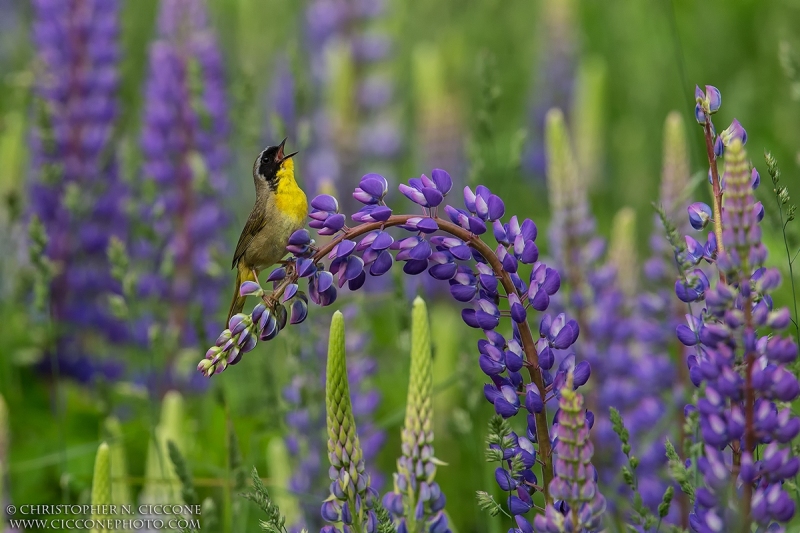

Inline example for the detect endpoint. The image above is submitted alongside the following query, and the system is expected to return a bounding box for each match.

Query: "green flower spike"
[141,391,185,505]
[545,109,581,218]
[609,207,638,299]
[384,297,451,533]
[266,437,301,527]
[90,442,112,533]
[573,56,607,190]
[660,112,690,219]
[322,311,378,533]
[104,417,132,507]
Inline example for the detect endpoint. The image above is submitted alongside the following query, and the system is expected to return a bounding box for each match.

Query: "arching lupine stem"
[264,213,553,498]
[695,86,726,266]
[198,172,572,506]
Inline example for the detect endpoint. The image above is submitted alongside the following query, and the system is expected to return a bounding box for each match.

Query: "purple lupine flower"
[637,111,696,524]
[283,307,384,532]
[545,108,674,519]
[28,0,129,382]
[199,166,592,525]
[136,0,230,392]
[679,101,800,530]
[533,372,606,532]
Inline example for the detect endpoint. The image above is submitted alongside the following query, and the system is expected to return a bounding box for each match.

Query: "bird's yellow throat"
[274,158,308,223]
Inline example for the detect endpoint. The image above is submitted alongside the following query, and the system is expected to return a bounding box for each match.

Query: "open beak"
[275,138,298,162]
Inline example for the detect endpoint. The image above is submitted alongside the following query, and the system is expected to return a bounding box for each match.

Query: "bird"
[227,139,308,324]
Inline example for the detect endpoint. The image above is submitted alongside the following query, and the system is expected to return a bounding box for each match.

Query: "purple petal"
[348,270,367,291]
[343,256,365,281]
[409,240,432,261]
[288,229,311,246]
[422,187,444,207]
[359,173,388,197]
[705,85,721,112]
[239,281,262,296]
[403,259,428,275]
[370,250,393,276]
[283,283,298,301]
[463,186,476,212]
[336,239,357,258]
[266,267,287,282]
[323,213,346,231]
[429,263,457,280]
[431,169,452,195]
[371,231,394,250]
[467,216,487,235]
[311,194,338,212]
[416,218,439,234]
[290,295,308,324]
[487,195,505,221]
[399,183,427,205]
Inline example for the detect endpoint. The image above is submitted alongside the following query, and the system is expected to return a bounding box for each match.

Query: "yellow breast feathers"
[274,159,308,224]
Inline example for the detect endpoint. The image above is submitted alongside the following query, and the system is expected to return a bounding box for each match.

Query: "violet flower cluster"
[534,372,606,532]
[283,307,385,533]
[136,0,231,357]
[545,109,673,517]
[676,86,800,530]
[199,163,603,530]
[29,0,127,382]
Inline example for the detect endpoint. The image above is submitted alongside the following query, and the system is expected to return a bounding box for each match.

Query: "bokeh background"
[1,0,799,531]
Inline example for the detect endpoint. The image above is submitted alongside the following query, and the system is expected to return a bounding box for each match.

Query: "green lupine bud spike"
[326,311,363,472]
[266,437,301,527]
[404,297,433,446]
[608,207,638,299]
[545,108,580,215]
[104,417,132,509]
[660,112,690,217]
[90,442,112,533]
[572,56,607,190]
[142,391,185,505]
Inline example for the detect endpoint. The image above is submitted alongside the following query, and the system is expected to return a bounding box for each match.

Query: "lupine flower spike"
[678,95,800,530]
[383,297,451,533]
[90,442,112,532]
[534,372,606,532]
[321,311,379,533]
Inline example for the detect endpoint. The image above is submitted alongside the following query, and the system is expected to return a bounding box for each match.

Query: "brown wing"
[231,202,268,269]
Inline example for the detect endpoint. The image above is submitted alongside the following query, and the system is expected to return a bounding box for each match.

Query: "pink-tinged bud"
[705,85,721,112]
[239,280,263,297]
[695,103,706,124]
[721,119,747,146]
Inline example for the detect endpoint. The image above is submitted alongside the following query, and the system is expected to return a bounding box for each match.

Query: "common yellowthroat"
[227,139,308,323]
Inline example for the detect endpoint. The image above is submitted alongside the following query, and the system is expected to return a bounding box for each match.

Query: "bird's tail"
[227,264,258,326]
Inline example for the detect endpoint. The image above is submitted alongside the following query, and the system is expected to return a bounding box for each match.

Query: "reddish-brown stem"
[741,298,755,530]
[261,214,555,501]
[701,118,727,285]
[672,309,691,528]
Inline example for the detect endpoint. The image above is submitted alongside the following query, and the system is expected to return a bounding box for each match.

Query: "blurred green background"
[1,0,799,532]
